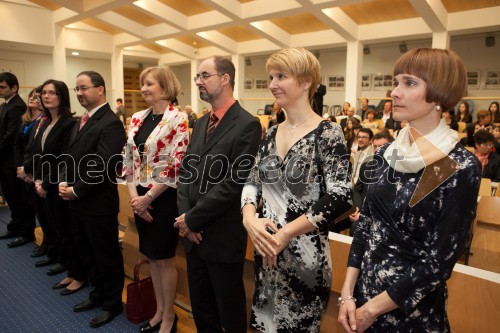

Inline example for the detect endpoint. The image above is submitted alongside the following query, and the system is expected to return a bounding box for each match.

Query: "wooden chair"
[478,178,492,197]
[457,121,467,133]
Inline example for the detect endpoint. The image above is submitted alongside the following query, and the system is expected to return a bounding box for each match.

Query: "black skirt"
[134,186,179,259]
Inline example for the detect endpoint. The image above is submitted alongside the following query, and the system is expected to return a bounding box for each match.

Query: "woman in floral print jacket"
[122,66,189,333]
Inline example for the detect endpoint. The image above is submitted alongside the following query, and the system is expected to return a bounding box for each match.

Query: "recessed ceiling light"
[72,51,80,56]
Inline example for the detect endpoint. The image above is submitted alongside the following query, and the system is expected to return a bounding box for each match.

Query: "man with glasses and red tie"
[58,71,126,328]
[175,56,261,333]
[0,72,36,248]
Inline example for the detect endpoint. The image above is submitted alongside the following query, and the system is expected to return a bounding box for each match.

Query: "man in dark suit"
[174,56,261,333]
[378,100,401,131]
[311,79,326,116]
[59,71,126,328]
[340,106,357,129]
[0,72,36,248]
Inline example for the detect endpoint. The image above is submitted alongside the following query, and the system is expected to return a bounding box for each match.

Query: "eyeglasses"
[357,135,370,140]
[41,90,58,96]
[29,95,41,101]
[193,73,223,82]
[73,86,96,93]
[480,143,494,148]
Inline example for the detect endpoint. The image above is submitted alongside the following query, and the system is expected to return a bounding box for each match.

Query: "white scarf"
[383,119,458,173]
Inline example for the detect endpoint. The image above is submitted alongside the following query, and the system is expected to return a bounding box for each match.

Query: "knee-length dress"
[348,144,481,332]
[241,120,352,332]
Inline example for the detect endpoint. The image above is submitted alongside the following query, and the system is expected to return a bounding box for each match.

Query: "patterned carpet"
[0,205,139,333]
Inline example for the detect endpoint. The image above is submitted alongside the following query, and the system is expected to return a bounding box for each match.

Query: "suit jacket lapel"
[70,104,109,147]
[200,105,238,157]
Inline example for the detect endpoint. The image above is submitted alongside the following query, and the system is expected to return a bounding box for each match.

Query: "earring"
[435,104,441,111]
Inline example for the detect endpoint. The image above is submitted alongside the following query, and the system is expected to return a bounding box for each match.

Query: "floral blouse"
[122,105,189,188]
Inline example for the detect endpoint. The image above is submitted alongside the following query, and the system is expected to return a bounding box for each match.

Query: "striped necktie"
[206,113,218,141]
[79,112,90,130]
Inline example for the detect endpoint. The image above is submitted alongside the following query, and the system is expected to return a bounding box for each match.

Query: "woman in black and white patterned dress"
[241,48,352,332]
[338,48,481,333]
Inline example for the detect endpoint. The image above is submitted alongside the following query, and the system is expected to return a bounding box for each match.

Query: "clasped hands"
[16,167,33,183]
[173,213,202,244]
[338,300,376,333]
[130,195,153,223]
[34,180,47,198]
[243,217,290,269]
[58,182,76,201]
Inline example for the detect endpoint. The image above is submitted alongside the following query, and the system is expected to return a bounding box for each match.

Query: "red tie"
[79,112,90,130]
[206,113,218,141]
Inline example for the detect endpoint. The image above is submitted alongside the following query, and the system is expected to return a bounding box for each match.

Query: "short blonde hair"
[139,66,180,102]
[476,109,490,120]
[393,48,467,110]
[265,48,321,101]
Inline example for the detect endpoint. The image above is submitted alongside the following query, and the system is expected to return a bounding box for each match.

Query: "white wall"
[2,35,499,117]
[241,36,500,116]
[1,51,113,116]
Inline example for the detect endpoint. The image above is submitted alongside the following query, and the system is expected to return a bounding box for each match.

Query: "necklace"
[283,114,314,130]
[150,112,162,120]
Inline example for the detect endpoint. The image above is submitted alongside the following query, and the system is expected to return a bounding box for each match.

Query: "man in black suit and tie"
[59,71,126,328]
[311,79,327,116]
[175,56,261,333]
[0,72,36,248]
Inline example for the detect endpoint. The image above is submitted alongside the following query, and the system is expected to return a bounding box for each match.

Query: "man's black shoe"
[7,236,35,248]
[46,263,66,276]
[73,299,100,313]
[31,246,48,257]
[89,308,123,328]
[35,257,56,267]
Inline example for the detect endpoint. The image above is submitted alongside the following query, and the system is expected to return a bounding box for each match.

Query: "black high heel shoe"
[139,320,161,333]
[170,314,178,333]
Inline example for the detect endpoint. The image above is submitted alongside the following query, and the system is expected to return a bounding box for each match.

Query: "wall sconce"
[363,46,370,55]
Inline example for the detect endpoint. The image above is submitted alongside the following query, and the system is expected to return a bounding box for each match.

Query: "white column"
[191,59,200,112]
[111,47,124,105]
[231,54,244,101]
[53,24,66,81]
[345,41,363,107]
[432,31,450,49]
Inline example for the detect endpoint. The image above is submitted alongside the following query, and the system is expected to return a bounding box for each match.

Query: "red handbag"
[126,259,157,324]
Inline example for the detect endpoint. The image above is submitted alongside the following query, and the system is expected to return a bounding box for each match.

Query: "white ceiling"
[2,0,500,64]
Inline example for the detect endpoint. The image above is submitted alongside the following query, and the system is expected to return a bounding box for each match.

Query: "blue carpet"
[0,206,139,332]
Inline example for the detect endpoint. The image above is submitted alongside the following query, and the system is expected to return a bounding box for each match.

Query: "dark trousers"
[186,249,247,333]
[43,191,86,280]
[35,194,59,259]
[0,167,35,237]
[29,184,50,249]
[71,211,124,311]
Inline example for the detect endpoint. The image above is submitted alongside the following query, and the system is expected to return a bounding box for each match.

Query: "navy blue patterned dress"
[242,120,352,332]
[348,144,481,332]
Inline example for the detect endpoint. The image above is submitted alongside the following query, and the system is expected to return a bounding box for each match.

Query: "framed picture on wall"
[327,75,345,90]
[466,70,480,89]
[254,78,269,91]
[483,69,500,89]
[361,74,371,91]
[244,79,253,92]
[373,73,393,91]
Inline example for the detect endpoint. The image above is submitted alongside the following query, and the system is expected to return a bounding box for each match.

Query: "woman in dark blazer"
[34,79,85,294]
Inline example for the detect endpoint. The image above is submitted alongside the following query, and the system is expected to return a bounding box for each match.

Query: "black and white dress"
[242,120,352,332]
[348,143,481,332]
